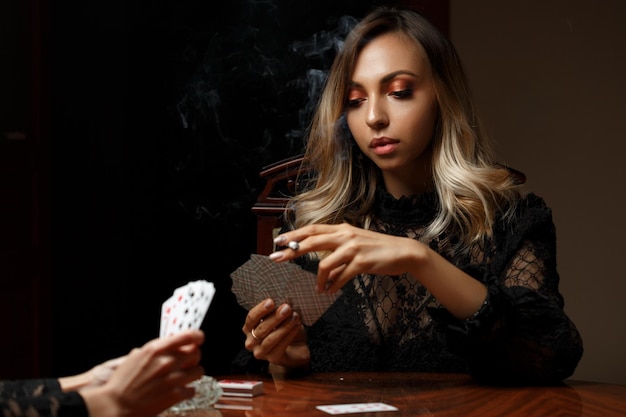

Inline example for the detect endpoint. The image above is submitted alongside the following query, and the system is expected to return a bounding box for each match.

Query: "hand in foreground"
[59,356,127,392]
[272,223,425,293]
[79,330,205,417]
[243,298,309,371]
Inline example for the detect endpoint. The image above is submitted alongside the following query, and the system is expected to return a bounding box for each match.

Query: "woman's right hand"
[243,298,310,370]
[80,330,205,417]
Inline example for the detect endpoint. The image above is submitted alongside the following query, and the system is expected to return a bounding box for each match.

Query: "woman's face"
[345,31,438,195]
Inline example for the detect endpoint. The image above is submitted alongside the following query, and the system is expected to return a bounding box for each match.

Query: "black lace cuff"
[0,390,87,417]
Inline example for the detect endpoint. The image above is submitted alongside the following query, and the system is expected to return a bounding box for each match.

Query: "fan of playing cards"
[160,280,215,338]
[229,254,341,326]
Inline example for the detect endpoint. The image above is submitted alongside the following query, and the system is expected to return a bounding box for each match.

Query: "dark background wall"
[45,0,443,377]
[450,0,626,384]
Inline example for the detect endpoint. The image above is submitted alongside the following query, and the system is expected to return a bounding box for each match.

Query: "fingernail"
[274,236,286,244]
[278,304,290,317]
[269,251,284,261]
[263,299,274,310]
[291,312,300,325]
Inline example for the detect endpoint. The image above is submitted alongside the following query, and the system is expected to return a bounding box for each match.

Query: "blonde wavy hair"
[286,6,522,253]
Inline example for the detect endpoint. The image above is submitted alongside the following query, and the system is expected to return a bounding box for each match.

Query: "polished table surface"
[204,372,626,417]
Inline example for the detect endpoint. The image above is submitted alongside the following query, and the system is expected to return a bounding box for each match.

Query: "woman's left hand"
[243,299,309,370]
[271,223,426,293]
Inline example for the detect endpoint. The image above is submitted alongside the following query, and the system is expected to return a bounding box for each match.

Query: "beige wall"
[450,0,626,384]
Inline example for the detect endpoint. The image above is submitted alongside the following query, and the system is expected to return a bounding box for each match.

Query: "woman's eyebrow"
[380,70,419,84]
[348,70,419,89]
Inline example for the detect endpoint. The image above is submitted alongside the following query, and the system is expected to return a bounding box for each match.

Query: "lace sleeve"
[433,194,584,385]
[0,380,88,417]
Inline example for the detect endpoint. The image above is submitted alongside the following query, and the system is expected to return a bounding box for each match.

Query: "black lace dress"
[0,379,87,417]
[233,190,583,385]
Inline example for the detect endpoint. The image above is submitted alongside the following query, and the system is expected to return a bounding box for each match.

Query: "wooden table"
[206,372,626,417]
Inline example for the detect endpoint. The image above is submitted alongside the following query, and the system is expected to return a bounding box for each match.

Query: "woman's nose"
[366,98,389,129]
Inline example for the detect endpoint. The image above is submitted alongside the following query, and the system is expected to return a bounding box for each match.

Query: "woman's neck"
[383,176,432,198]
[381,160,433,199]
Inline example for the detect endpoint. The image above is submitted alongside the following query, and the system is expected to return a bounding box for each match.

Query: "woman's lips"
[369,137,399,155]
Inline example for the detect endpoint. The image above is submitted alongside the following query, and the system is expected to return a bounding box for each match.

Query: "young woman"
[1,330,205,417]
[235,6,583,385]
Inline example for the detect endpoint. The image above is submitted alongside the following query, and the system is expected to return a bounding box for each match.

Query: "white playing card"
[316,403,398,414]
[160,280,215,337]
[182,280,214,330]
[160,293,177,337]
[172,281,214,333]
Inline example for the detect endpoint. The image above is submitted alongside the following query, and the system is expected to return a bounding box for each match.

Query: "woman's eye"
[390,89,413,99]
[346,98,364,108]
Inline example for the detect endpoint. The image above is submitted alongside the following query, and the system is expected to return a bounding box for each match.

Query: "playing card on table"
[160,280,215,337]
[316,403,399,414]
